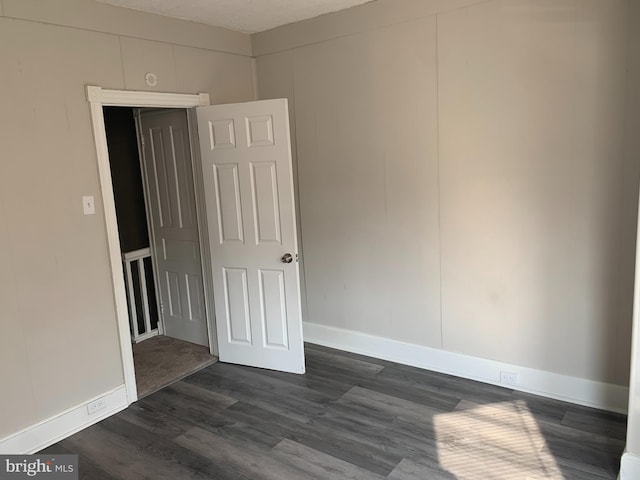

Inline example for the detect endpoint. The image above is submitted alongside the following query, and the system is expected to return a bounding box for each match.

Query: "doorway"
[88,87,306,407]
[87,87,214,403]
[104,105,215,398]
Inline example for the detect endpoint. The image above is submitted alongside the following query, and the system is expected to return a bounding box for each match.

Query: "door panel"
[139,109,209,347]
[251,161,281,245]
[259,269,288,349]
[197,99,305,373]
[224,267,252,344]
[214,164,245,243]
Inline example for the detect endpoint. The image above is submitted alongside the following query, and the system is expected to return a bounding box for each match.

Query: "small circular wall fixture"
[144,72,158,87]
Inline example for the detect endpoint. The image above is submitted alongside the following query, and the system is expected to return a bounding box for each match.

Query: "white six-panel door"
[139,109,209,347]
[196,99,305,374]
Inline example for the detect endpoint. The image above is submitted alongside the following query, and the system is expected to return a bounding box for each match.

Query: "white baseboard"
[0,323,627,454]
[303,322,629,413]
[620,452,640,480]
[0,385,129,454]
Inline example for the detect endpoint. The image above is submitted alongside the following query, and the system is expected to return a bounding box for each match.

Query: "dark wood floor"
[42,344,627,479]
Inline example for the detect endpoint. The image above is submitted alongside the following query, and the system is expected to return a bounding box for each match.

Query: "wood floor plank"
[184,368,330,423]
[357,374,461,412]
[225,400,403,476]
[175,426,319,480]
[304,347,386,375]
[535,417,625,478]
[302,359,382,391]
[113,402,193,440]
[248,365,355,398]
[61,423,210,480]
[506,391,571,424]
[384,416,440,458]
[97,415,254,480]
[324,396,397,428]
[561,410,627,441]
[551,459,616,480]
[271,438,385,480]
[378,363,514,405]
[387,458,457,480]
[311,408,402,456]
[340,385,447,423]
[207,362,335,405]
[513,390,628,425]
[144,393,286,451]
[307,389,450,472]
[304,342,394,368]
[40,443,119,480]
[152,378,238,409]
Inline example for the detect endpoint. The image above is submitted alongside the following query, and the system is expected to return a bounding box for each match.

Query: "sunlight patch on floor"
[434,399,563,480]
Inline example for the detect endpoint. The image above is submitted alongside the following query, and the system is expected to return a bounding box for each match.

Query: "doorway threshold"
[133,335,217,398]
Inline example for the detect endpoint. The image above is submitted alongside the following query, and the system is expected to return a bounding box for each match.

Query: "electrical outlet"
[500,371,519,385]
[87,397,107,415]
[82,195,95,215]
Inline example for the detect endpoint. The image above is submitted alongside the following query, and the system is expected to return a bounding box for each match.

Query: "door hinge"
[160,302,164,314]
[140,133,145,147]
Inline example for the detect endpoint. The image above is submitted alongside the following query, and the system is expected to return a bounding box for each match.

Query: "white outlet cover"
[500,371,519,385]
[87,398,107,415]
[82,196,95,215]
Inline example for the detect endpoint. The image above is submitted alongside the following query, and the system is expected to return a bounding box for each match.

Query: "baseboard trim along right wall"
[620,451,640,480]
[303,321,629,413]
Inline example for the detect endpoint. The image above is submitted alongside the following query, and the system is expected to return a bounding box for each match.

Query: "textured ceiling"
[95,0,373,33]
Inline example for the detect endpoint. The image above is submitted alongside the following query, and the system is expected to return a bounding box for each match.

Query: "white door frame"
[86,85,213,404]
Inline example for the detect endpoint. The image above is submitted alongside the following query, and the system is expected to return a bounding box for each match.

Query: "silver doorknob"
[281,253,293,264]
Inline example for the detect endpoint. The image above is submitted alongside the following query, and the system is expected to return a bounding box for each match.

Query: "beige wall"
[0,0,254,440]
[623,0,640,473]
[254,0,636,385]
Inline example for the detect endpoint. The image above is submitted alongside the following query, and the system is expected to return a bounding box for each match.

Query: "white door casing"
[138,109,209,347]
[196,99,305,373]
[88,87,209,404]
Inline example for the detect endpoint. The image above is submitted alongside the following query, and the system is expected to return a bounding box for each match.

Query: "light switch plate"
[82,196,95,215]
